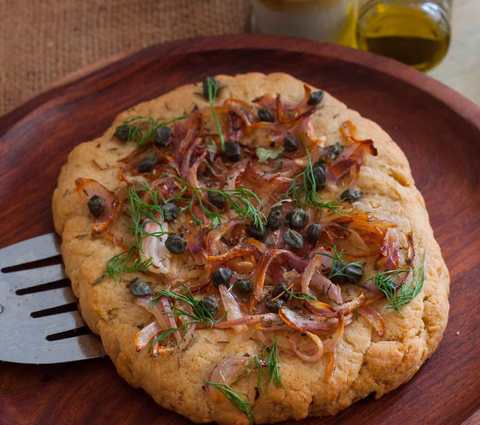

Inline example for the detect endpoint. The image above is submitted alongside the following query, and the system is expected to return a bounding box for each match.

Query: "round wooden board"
[1,35,479,425]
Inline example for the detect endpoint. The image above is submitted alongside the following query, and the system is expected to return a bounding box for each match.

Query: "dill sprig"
[207,382,253,425]
[322,247,363,281]
[374,257,425,311]
[97,248,152,283]
[288,152,338,212]
[155,288,217,326]
[120,115,186,146]
[205,77,225,151]
[127,186,167,249]
[265,341,282,387]
[205,187,266,231]
[285,290,317,302]
[149,327,177,351]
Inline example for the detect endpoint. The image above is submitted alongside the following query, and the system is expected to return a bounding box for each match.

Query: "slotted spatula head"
[0,233,104,363]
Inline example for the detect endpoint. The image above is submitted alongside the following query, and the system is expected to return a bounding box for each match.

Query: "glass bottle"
[251,0,358,47]
[356,0,452,71]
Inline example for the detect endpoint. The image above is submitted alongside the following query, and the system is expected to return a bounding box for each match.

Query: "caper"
[331,262,364,285]
[222,141,241,162]
[322,142,344,161]
[114,124,130,142]
[246,223,267,241]
[287,208,308,229]
[283,228,304,250]
[307,90,324,106]
[234,279,253,296]
[266,298,285,313]
[257,108,275,122]
[137,154,158,173]
[154,126,172,147]
[312,162,326,190]
[128,278,153,297]
[212,267,233,287]
[162,202,178,222]
[340,188,362,203]
[266,208,283,230]
[200,296,218,316]
[165,234,186,254]
[283,133,299,152]
[271,282,289,300]
[87,195,105,218]
[306,223,322,244]
[202,76,219,100]
[208,191,226,209]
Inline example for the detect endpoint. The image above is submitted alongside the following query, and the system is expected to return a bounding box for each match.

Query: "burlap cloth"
[0,0,251,116]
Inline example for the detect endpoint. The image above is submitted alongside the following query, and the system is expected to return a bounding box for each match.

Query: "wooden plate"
[1,35,479,425]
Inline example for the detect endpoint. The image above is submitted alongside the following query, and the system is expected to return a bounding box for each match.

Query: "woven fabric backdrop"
[0,0,250,116]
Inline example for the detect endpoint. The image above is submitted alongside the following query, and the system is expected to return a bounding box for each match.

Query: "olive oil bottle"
[356,0,451,71]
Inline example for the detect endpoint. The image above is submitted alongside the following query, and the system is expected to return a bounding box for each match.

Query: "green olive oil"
[356,2,451,71]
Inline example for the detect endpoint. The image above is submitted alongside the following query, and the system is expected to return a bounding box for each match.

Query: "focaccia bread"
[52,73,449,425]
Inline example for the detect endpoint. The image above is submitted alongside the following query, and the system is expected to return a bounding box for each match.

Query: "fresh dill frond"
[149,327,177,351]
[266,341,282,387]
[285,290,317,302]
[155,288,217,326]
[288,152,339,212]
[120,115,186,146]
[205,187,266,231]
[323,247,363,282]
[205,77,225,151]
[98,249,152,283]
[207,382,253,425]
[373,256,425,311]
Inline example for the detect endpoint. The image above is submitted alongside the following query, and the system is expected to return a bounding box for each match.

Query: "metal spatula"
[0,233,104,364]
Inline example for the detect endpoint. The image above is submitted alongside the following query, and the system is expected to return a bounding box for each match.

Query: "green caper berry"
[271,282,289,300]
[312,162,326,190]
[114,124,131,142]
[128,278,153,297]
[283,133,299,152]
[212,267,233,287]
[165,234,186,254]
[154,126,172,147]
[331,262,364,284]
[234,279,253,295]
[162,202,178,222]
[306,223,322,244]
[340,188,362,203]
[200,296,218,316]
[257,108,275,122]
[322,142,344,161]
[266,298,285,313]
[222,141,241,162]
[283,228,304,250]
[307,90,324,106]
[267,208,283,230]
[87,195,105,218]
[137,154,158,173]
[207,191,226,209]
[287,208,308,230]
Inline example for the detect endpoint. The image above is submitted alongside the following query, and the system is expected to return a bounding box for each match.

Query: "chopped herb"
[205,187,266,232]
[288,151,338,212]
[374,257,425,311]
[285,290,317,301]
[97,249,152,283]
[265,341,282,387]
[116,115,185,146]
[156,288,217,326]
[322,247,364,284]
[207,382,253,425]
[205,77,225,151]
[256,146,283,162]
[150,328,177,349]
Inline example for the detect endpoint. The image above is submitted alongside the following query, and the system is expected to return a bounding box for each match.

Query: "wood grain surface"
[1,34,480,425]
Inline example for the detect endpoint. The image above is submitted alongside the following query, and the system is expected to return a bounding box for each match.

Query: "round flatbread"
[52,73,449,425]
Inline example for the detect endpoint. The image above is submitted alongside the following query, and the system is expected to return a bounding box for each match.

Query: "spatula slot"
[30,302,77,318]
[16,278,71,295]
[1,254,62,273]
[46,326,92,341]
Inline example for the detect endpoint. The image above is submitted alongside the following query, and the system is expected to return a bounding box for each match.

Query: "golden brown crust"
[52,73,449,424]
